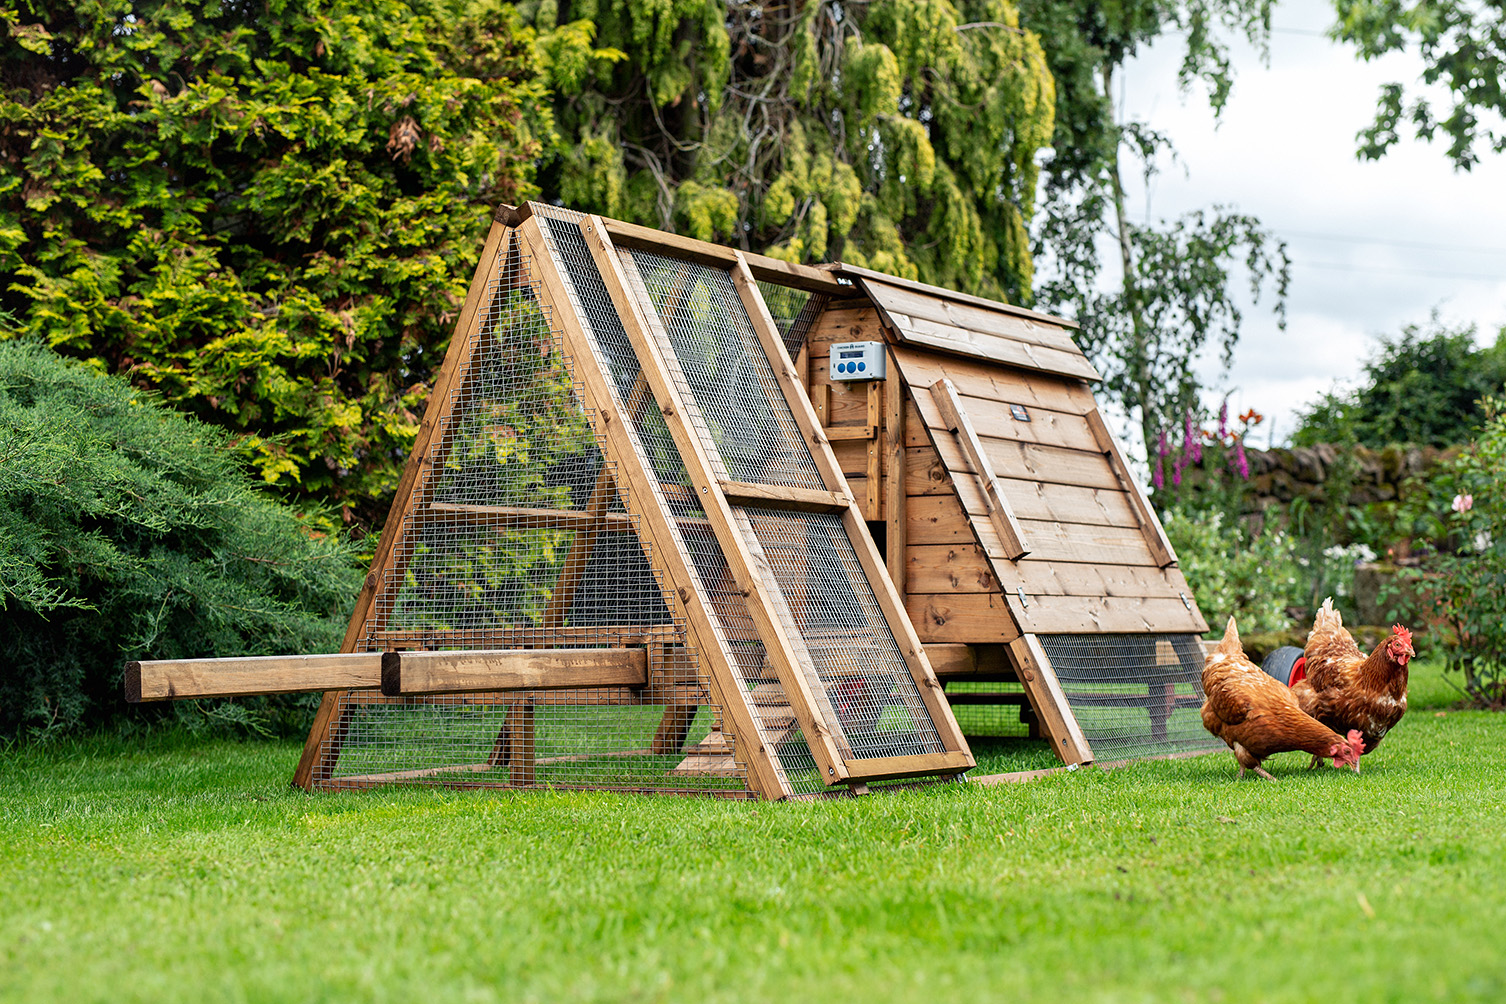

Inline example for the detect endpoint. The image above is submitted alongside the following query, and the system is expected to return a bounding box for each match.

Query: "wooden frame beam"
[730,252,974,775]
[929,377,1031,561]
[518,212,792,799]
[580,217,853,784]
[380,649,647,696]
[717,481,852,513]
[126,653,383,702]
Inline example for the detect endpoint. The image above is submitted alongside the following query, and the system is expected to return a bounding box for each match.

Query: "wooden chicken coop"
[124,202,1219,799]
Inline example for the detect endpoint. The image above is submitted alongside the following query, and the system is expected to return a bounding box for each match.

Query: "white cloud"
[1089,17,1506,442]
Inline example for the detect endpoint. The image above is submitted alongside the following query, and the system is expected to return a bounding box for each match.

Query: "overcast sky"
[1103,7,1506,450]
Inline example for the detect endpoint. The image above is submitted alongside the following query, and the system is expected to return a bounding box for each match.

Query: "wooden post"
[884,351,908,598]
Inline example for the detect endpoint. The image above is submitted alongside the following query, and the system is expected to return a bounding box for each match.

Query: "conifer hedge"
[0,339,363,738]
[0,0,572,525]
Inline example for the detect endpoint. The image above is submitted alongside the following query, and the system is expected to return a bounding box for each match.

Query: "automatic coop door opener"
[830,341,886,381]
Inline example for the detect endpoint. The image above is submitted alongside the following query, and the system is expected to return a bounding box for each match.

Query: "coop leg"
[651,707,699,755]
[1149,681,1175,744]
[508,702,536,786]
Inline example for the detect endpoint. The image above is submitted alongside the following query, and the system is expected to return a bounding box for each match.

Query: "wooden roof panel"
[860,277,1101,382]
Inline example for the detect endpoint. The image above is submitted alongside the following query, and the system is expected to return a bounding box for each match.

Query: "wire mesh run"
[623,250,825,490]
[310,222,748,797]
[741,508,947,761]
[756,281,827,360]
[1038,633,1222,762]
[532,205,817,795]
[942,679,1036,739]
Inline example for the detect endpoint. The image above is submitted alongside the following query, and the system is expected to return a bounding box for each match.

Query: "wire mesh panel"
[624,250,825,490]
[307,224,749,797]
[741,508,947,761]
[530,206,823,795]
[1038,633,1222,762]
[756,281,827,360]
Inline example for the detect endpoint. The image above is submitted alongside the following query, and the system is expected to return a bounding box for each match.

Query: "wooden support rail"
[380,648,649,696]
[928,378,1031,561]
[125,653,383,702]
[717,481,853,513]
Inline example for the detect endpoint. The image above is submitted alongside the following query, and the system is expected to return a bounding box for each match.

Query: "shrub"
[1162,506,1304,635]
[0,340,362,739]
[1398,399,1506,707]
[0,0,563,529]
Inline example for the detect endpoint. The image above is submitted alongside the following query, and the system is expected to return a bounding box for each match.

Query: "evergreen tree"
[521,0,1058,304]
[0,0,579,527]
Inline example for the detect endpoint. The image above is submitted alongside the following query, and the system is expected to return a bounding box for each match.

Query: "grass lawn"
[2,659,1502,1003]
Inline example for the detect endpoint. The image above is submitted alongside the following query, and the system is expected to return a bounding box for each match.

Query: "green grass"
[2,659,1502,1003]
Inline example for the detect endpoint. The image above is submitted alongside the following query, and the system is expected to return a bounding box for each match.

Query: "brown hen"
[1201,616,1365,781]
[1294,597,1414,759]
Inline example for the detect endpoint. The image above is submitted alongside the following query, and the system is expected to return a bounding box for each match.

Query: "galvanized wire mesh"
[1039,633,1222,762]
[531,206,815,794]
[624,250,825,490]
[942,679,1036,738]
[756,281,827,360]
[741,509,947,761]
[308,222,748,796]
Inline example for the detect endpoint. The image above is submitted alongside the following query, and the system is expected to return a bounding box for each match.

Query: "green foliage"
[1162,505,1304,633]
[1292,319,1506,448]
[0,0,559,527]
[1022,1,1289,458]
[0,340,362,739]
[1398,399,1506,706]
[1331,0,1506,169]
[523,0,1057,304]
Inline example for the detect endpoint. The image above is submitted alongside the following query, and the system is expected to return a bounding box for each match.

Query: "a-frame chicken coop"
[126,202,1218,799]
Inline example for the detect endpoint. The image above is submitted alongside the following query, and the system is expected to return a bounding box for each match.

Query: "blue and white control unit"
[829,341,886,382]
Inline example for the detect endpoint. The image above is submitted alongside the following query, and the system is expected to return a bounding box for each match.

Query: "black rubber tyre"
[1260,645,1306,687]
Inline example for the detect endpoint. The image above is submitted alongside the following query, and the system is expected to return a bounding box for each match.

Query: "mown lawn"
[2,660,1502,1003]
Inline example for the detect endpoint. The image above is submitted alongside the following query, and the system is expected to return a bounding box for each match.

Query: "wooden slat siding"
[807,305,883,346]
[732,251,971,768]
[1084,408,1182,570]
[929,378,1030,560]
[865,281,1099,381]
[717,481,853,513]
[908,492,991,547]
[1012,595,1207,635]
[833,262,1080,330]
[885,350,908,598]
[294,218,511,792]
[908,547,1202,600]
[947,394,1103,453]
[810,363,882,428]
[1013,519,1159,566]
[519,214,789,801]
[905,545,1002,594]
[905,593,1020,644]
[380,649,649,696]
[892,347,1099,415]
[980,438,1125,492]
[1008,635,1094,765]
[991,478,1141,528]
[854,279,1085,352]
[582,217,850,787]
[126,653,383,702]
[906,446,956,497]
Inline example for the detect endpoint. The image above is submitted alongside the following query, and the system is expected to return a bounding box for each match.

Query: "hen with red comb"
[1293,598,1414,761]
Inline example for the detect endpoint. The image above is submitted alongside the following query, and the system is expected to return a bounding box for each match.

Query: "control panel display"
[829,341,886,382]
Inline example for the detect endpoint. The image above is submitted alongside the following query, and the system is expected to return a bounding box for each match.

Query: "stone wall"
[1183,443,1451,511]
